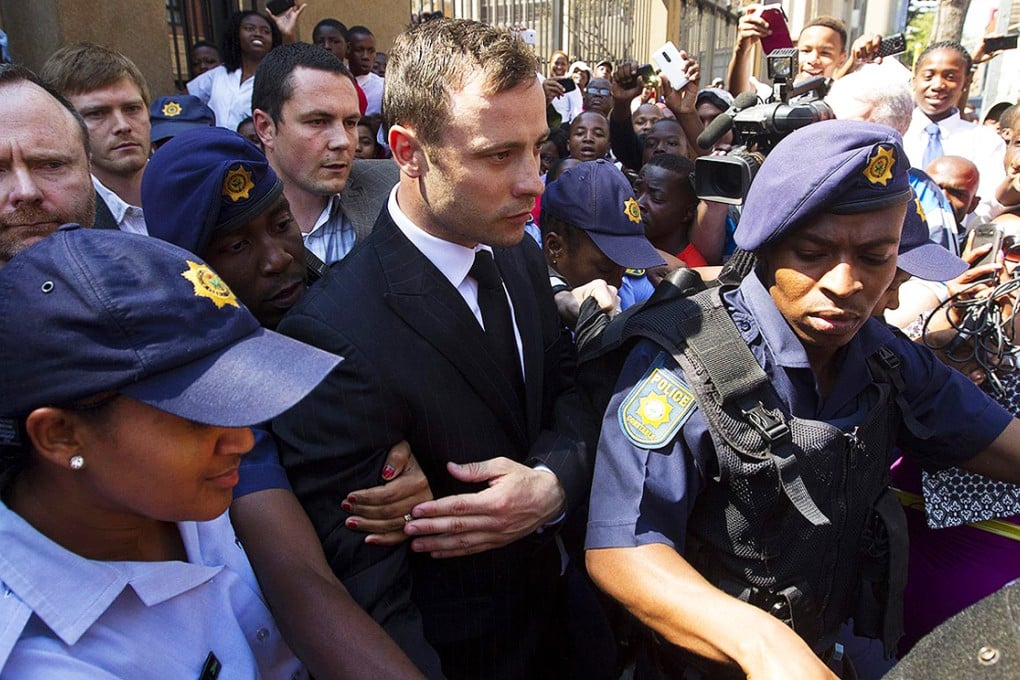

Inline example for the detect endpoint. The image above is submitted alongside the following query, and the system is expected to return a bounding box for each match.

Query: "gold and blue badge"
[618,354,698,449]
[624,268,646,277]
[181,260,240,309]
[222,165,255,202]
[161,101,183,117]
[624,196,642,223]
[863,144,895,186]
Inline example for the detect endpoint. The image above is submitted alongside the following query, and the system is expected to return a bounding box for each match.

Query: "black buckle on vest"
[876,346,900,371]
[743,403,791,444]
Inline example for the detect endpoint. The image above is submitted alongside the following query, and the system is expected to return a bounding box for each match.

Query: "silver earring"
[68,455,85,471]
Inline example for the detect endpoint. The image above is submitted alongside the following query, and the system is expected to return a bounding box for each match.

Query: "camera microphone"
[697,90,758,150]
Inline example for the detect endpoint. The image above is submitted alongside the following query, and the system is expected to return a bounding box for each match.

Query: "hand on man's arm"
[344,441,434,546]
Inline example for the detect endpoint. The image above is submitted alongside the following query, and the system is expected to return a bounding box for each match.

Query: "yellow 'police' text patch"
[618,359,698,449]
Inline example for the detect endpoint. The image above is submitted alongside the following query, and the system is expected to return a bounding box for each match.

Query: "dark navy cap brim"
[120,326,341,427]
[151,120,215,143]
[897,242,969,282]
[587,231,666,270]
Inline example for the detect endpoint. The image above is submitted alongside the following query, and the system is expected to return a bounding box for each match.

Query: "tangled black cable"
[922,271,1020,398]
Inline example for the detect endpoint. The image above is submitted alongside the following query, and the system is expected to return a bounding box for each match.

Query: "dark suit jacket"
[91,191,119,230]
[273,210,588,679]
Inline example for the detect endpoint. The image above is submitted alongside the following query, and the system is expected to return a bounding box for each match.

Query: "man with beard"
[0,64,95,265]
[41,43,150,234]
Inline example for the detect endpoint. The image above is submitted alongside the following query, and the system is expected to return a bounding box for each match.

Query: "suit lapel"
[374,214,529,449]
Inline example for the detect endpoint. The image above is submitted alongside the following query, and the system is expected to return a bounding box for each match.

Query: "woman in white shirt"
[0,227,339,678]
[188,9,300,130]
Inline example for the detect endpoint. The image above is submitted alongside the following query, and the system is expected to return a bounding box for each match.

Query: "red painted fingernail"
[346,518,359,529]
[347,494,357,503]
[341,501,352,512]
[382,465,396,480]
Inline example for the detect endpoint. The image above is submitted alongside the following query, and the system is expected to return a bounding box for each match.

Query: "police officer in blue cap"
[142,126,435,678]
[0,226,338,676]
[583,120,1020,678]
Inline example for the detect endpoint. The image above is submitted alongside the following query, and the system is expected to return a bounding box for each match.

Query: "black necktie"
[470,250,524,402]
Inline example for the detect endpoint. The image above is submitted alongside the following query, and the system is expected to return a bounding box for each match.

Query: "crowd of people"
[1,3,1020,679]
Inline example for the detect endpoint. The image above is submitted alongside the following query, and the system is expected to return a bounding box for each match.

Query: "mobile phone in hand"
[651,42,689,90]
[983,34,1019,53]
[554,77,576,93]
[266,0,294,15]
[969,223,1003,269]
[759,7,794,54]
[877,33,906,58]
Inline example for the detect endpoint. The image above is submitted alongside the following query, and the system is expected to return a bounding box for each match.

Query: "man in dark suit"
[253,43,398,265]
[272,19,588,680]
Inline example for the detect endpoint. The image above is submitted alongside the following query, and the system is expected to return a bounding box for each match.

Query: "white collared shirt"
[187,65,254,131]
[387,186,524,372]
[903,108,1006,225]
[0,503,305,679]
[92,175,147,235]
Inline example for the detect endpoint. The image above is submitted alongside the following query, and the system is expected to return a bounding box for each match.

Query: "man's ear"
[253,109,276,150]
[24,408,86,468]
[389,124,427,178]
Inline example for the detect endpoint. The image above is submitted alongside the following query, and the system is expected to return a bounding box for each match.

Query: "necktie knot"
[470,250,503,291]
[925,123,941,139]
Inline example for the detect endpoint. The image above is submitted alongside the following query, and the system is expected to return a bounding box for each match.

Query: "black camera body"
[694,50,833,204]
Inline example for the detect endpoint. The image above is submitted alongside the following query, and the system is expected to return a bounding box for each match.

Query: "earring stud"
[69,455,85,471]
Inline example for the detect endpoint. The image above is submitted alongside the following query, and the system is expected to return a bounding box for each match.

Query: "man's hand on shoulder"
[404,458,566,558]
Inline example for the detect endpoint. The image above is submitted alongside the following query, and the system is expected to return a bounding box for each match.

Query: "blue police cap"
[143,127,283,256]
[735,119,912,252]
[149,95,215,144]
[898,190,967,281]
[542,159,665,270]
[0,226,339,425]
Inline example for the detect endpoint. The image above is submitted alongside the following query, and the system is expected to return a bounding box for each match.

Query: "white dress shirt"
[904,108,1006,224]
[92,175,146,235]
[387,187,524,373]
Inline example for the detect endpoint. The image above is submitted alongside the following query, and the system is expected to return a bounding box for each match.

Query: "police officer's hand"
[741,617,839,680]
[404,458,566,558]
[342,441,434,546]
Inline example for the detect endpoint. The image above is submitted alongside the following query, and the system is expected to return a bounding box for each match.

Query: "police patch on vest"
[618,357,697,449]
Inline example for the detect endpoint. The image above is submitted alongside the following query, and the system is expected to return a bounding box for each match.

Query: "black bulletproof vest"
[577,283,920,656]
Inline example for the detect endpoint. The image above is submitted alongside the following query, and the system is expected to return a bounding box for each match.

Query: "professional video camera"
[694,49,834,205]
